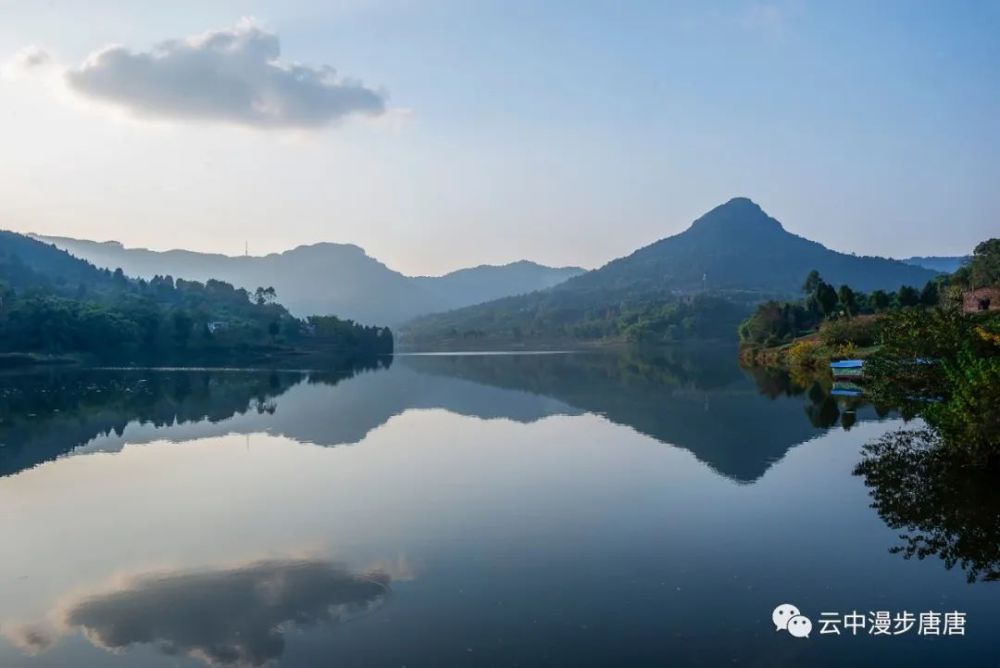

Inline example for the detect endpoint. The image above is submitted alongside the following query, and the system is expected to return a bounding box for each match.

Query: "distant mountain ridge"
[900,255,969,274]
[32,235,584,325]
[402,197,940,346]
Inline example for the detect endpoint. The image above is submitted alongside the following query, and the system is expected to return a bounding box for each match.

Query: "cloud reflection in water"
[9,558,393,666]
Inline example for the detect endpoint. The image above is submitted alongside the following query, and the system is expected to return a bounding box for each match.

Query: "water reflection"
[854,428,1000,583]
[400,348,884,480]
[8,559,393,666]
[2,348,890,483]
[0,369,304,477]
[2,349,998,667]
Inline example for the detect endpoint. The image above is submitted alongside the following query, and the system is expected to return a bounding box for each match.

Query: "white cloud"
[2,46,54,79]
[22,19,386,130]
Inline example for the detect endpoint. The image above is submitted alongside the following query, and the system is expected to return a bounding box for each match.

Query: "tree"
[0,281,10,312]
[254,286,277,306]
[920,280,940,306]
[898,285,920,307]
[871,289,890,312]
[815,282,839,317]
[172,310,194,347]
[968,238,1000,287]
[268,320,280,341]
[802,270,822,295]
[838,284,858,317]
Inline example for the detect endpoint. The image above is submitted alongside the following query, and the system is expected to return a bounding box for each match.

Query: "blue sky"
[0,0,996,274]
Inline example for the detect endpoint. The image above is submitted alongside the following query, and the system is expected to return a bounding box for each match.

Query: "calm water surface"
[0,349,997,667]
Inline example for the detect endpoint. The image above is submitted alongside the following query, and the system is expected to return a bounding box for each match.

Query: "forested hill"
[0,231,392,363]
[401,198,939,348]
[569,197,937,295]
[0,230,113,290]
[35,234,584,325]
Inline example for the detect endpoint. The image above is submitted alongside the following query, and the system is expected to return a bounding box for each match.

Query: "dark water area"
[0,348,996,666]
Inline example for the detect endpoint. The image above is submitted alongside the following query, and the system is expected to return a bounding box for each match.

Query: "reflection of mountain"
[282,350,887,481]
[8,559,391,667]
[398,350,876,482]
[2,350,887,484]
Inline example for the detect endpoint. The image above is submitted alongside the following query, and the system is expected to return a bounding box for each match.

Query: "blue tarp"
[830,359,864,369]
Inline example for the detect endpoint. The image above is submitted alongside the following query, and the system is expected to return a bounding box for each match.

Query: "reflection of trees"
[307,355,392,386]
[404,345,744,397]
[854,307,999,579]
[744,367,875,430]
[804,381,840,428]
[853,428,1000,583]
[743,366,801,399]
[0,362,383,478]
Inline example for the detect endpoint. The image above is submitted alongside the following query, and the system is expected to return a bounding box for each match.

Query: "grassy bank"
[739,331,878,371]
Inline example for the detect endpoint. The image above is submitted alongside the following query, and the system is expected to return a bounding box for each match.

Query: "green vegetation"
[851,238,999,576]
[854,298,1000,582]
[0,231,393,364]
[951,239,1000,288]
[403,292,749,348]
[402,197,936,348]
[738,272,943,348]
[739,238,999,375]
[865,306,1000,464]
[851,244,1000,575]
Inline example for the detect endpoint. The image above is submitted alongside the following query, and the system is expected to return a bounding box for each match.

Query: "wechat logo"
[773,603,812,638]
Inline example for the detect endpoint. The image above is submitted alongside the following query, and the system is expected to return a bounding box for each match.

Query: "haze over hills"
[32,235,584,325]
[402,198,940,347]
[0,230,397,365]
[900,255,969,274]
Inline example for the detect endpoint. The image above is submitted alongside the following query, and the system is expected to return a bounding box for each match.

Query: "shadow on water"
[3,346,889,483]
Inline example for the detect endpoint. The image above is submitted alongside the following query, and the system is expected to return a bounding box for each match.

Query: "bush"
[786,339,822,369]
[818,315,881,347]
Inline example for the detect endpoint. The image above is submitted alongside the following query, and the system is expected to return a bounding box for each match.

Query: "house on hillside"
[962,287,1000,313]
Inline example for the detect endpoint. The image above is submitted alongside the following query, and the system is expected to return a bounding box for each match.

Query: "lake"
[0,348,997,667]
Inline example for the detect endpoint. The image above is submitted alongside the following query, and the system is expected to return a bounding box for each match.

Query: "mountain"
[0,230,114,290]
[568,197,937,294]
[401,198,939,347]
[0,231,391,362]
[412,260,585,311]
[33,235,584,325]
[900,255,969,273]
